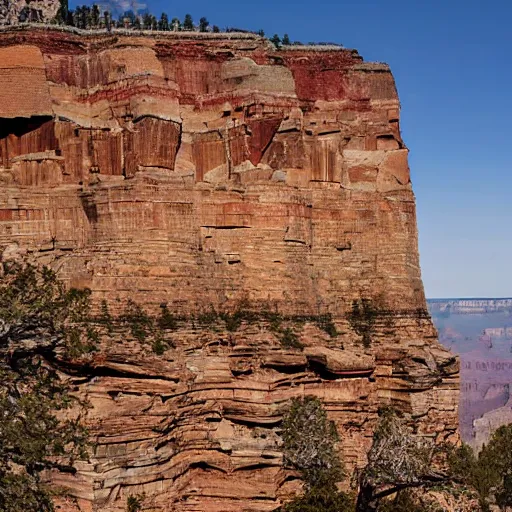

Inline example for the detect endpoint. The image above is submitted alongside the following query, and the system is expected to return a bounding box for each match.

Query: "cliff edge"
[0,27,459,512]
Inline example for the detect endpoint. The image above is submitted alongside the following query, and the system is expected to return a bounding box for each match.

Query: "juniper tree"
[270,34,281,47]
[65,8,74,25]
[279,396,351,511]
[72,6,81,27]
[199,16,209,32]
[55,0,68,24]
[183,13,193,30]
[282,396,343,488]
[170,17,181,31]
[158,12,169,30]
[451,425,512,510]
[142,12,151,29]
[91,4,99,27]
[0,261,91,512]
[356,409,441,512]
[82,5,91,28]
[104,10,111,31]
[77,4,89,29]
[120,10,135,27]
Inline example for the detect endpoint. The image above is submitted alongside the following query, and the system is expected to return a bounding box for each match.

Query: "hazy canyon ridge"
[430,298,512,449]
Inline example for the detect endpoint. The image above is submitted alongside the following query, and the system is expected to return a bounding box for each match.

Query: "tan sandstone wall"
[0,27,459,512]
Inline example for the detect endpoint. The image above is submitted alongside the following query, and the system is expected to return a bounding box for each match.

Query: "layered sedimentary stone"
[0,27,459,512]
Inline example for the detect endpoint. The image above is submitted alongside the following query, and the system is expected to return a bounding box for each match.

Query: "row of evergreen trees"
[52,0,299,45]
[57,3,215,32]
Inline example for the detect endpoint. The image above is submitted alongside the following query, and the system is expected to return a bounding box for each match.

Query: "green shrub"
[220,305,258,332]
[348,299,378,348]
[0,473,55,512]
[447,442,478,486]
[447,429,512,510]
[476,424,512,510]
[282,396,344,487]
[157,305,178,330]
[0,261,90,512]
[121,300,153,342]
[151,336,168,355]
[99,299,114,333]
[279,327,304,349]
[315,314,338,338]
[65,326,99,358]
[197,308,219,327]
[280,396,349,510]
[280,484,354,512]
[126,494,144,512]
[0,260,99,359]
[221,311,243,332]
[379,489,433,512]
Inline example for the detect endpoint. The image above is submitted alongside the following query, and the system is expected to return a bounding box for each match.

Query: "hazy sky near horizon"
[72,0,512,298]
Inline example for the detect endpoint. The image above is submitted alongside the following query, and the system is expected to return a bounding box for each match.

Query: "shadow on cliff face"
[79,193,99,224]
[0,115,54,140]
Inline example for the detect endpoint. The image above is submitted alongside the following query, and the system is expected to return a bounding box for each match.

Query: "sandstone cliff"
[0,26,459,512]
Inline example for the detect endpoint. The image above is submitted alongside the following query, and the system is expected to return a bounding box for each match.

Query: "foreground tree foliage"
[282,396,343,487]
[277,397,476,511]
[479,425,512,509]
[0,261,90,511]
[356,408,442,512]
[377,488,437,512]
[280,484,354,512]
[449,425,512,511]
[279,396,353,511]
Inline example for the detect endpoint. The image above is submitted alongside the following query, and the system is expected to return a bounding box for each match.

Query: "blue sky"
[72,0,512,298]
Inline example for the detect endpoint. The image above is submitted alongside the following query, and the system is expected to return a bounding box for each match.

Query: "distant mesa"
[428,298,512,315]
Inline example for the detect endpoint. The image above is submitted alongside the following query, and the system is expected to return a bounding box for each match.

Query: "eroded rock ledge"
[0,27,459,512]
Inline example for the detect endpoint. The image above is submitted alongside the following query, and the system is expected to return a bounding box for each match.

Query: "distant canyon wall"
[429,298,512,315]
[430,299,512,451]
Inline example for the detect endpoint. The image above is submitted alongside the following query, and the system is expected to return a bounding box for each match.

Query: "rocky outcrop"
[0,0,59,25]
[0,27,459,512]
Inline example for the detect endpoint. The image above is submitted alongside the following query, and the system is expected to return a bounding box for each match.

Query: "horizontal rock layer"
[0,27,459,512]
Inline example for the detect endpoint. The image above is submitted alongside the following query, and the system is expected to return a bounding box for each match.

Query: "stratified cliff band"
[0,26,459,512]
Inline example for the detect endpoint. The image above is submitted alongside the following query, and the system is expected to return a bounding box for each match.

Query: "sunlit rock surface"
[0,27,458,511]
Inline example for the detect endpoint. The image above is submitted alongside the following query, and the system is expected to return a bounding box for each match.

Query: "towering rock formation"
[0,27,459,512]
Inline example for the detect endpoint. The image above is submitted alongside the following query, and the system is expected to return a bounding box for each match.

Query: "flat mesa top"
[0,23,354,51]
[427,298,512,302]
